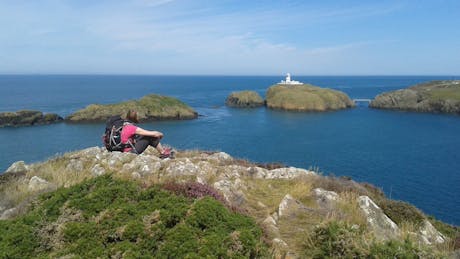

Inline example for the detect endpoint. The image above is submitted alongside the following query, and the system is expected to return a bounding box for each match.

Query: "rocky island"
[0,110,63,127]
[1,147,458,258]
[226,90,264,108]
[66,94,198,122]
[266,84,355,112]
[370,80,460,114]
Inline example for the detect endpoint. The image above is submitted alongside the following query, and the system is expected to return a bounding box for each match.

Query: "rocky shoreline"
[0,110,63,127]
[370,80,460,114]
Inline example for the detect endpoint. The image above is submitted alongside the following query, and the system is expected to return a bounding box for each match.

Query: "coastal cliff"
[266,84,355,112]
[66,94,198,122]
[370,80,460,114]
[1,147,458,258]
[0,110,63,127]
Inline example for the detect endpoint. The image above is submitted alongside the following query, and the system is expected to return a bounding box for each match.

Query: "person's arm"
[135,127,164,138]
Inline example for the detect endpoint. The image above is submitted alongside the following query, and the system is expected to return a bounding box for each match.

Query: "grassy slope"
[226,91,264,107]
[66,94,197,122]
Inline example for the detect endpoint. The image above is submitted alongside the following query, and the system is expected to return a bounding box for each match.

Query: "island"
[0,110,63,127]
[370,80,460,114]
[66,94,198,122]
[225,90,264,108]
[266,83,355,111]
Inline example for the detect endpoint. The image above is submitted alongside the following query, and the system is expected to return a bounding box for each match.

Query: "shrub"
[378,199,425,227]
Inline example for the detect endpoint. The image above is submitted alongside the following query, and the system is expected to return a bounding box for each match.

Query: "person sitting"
[121,110,172,158]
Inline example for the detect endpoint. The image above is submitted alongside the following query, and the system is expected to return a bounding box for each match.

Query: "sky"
[0,0,459,75]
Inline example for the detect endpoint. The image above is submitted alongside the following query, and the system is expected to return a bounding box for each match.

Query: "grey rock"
[418,220,445,245]
[213,179,246,206]
[29,176,51,191]
[91,164,106,176]
[0,207,18,220]
[5,161,29,173]
[278,194,312,218]
[208,152,233,162]
[164,158,200,177]
[266,167,315,179]
[66,159,84,172]
[313,188,339,209]
[358,196,400,240]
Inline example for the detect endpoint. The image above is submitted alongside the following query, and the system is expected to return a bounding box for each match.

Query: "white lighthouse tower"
[279,73,302,85]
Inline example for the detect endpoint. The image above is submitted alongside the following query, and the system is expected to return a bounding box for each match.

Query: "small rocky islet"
[0,110,63,127]
[225,90,264,108]
[370,80,460,114]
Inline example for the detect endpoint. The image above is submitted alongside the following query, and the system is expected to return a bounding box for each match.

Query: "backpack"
[102,115,131,152]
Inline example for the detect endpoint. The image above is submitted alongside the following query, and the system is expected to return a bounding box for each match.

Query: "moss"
[0,176,268,258]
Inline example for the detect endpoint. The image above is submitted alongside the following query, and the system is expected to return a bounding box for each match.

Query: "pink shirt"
[121,124,137,152]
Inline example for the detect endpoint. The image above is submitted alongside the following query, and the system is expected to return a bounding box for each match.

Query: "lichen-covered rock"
[0,110,63,127]
[266,84,355,112]
[5,161,29,173]
[213,179,246,206]
[418,220,446,245]
[266,167,315,179]
[358,196,400,240]
[28,176,52,191]
[66,94,198,122]
[278,194,312,218]
[313,188,339,209]
[0,207,18,220]
[370,80,460,114]
[226,91,264,108]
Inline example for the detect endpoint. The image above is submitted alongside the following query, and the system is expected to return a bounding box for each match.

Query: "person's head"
[126,110,139,123]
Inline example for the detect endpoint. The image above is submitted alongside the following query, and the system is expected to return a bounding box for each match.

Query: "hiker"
[121,110,172,158]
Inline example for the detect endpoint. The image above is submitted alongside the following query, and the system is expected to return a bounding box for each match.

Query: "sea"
[0,75,459,225]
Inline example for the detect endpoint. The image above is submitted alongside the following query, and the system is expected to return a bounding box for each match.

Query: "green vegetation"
[66,94,198,122]
[226,91,264,108]
[0,175,268,258]
[378,199,426,227]
[302,221,439,258]
[265,84,354,111]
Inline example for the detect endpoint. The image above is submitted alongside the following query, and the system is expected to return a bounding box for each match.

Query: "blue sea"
[0,75,459,225]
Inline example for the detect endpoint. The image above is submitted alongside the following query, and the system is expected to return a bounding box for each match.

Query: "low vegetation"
[0,175,268,258]
[265,84,354,112]
[66,94,198,122]
[226,91,264,108]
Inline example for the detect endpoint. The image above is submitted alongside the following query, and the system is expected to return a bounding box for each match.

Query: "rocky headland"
[0,110,63,127]
[266,84,355,112]
[1,147,458,258]
[226,91,264,108]
[66,94,198,122]
[370,80,460,114]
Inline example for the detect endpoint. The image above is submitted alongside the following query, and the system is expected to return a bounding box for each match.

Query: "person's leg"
[132,135,166,155]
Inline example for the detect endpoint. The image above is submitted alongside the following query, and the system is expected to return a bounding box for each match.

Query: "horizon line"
[0,73,459,77]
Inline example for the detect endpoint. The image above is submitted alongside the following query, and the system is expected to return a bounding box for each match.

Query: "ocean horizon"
[0,74,459,225]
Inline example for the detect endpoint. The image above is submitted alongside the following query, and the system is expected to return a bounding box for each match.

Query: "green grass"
[0,175,268,258]
[66,94,197,122]
[428,88,460,101]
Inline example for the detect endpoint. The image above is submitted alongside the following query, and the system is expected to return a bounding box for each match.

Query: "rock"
[266,84,355,112]
[226,91,264,108]
[271,238,289,259]
[370,80,460,114]
[358,196,400,240]
[213,179,246,206]
[266,167,315,179]
[66,159,84,172]
[29,176,52,191]
[418,220,446,245]
[0,207,18,220]
[278,194,312,218]
[164,158,200,177]
[0,110,63,127]
[313,188,339,209]
[208,152,233,162]
[91,164,106,176]
[66,94,198,122]
[247,166,269,178]
[5,161,29,173]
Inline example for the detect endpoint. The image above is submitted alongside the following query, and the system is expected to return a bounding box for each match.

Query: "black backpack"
[103,115,131,152]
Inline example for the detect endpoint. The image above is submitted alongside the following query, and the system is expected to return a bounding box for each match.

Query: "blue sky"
[0,0,459,75]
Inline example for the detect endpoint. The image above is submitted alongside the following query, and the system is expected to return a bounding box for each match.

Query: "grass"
[66,94,198,122]
[0,175,268,258]
[226,91,264,107]
[266,84,354,111]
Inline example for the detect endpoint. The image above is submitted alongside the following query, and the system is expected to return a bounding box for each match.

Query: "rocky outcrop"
[266,84,355,112]
[0,110,63,127]
[66,94,198,122]
[5,161,29,173]
[226,91,264,108]
[370,80,460,114]
[358,196,400,241]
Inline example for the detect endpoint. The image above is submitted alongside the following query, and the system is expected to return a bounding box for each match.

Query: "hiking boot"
[160,148,174,159]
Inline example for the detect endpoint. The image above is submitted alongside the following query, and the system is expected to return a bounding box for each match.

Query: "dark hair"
[126,110,139,123]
